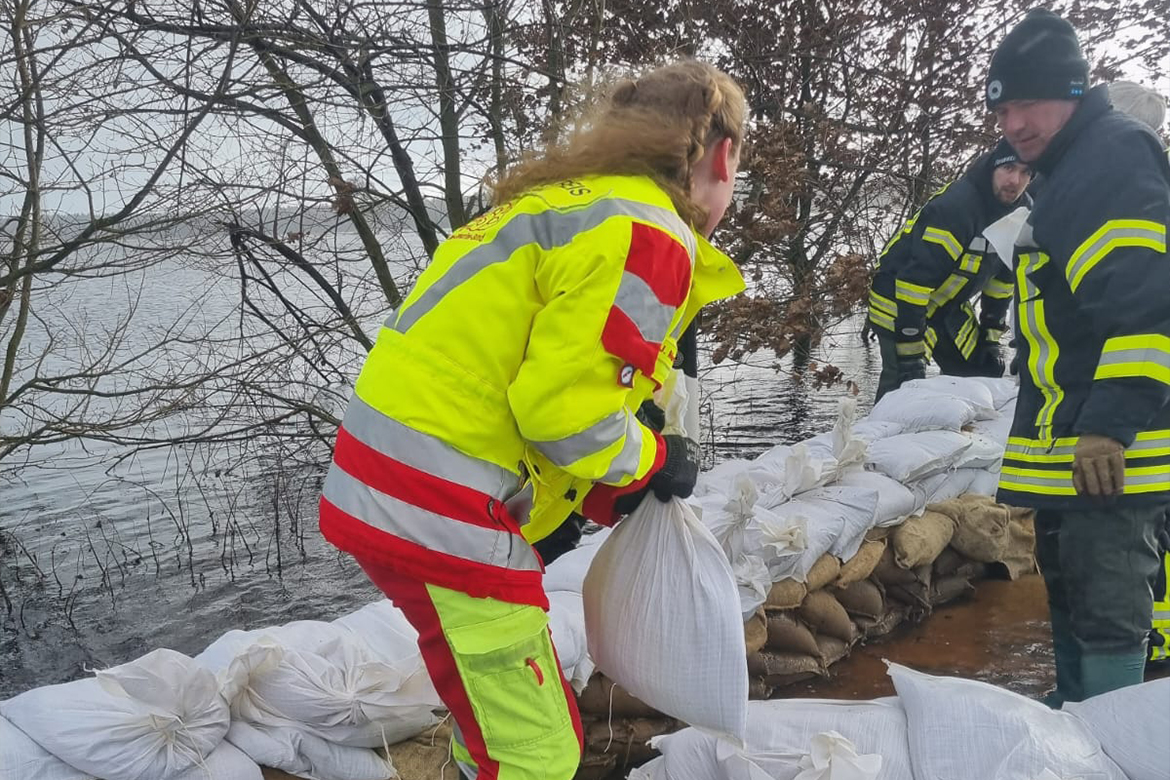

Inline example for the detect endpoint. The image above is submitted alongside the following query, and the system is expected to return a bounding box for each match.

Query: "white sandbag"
[583,495,748,743]
[913,469,979,506]
[901,376,998,419]
[954,432,1004,469]
[765,487,878,581]
[332,601,424,668]
[629,756,669,780]
[542,541,602,593]
[696,458,756,498]
[969,413,1014,448]
[967,376,1019,410]
[836,469,922,527]
[867,388,977,432]
[0,649,229,780]
[792,732,883,780]
[966,470,1000,496]
[546,590,594,692]
[651,698,910,780]
[173,741,263,780]
[0,714,93,780]
[850,420,905,444]
[224,624,439,748]
[1066,678,1170,780]
[225,720,393,780]
[889,663,1125,780]
[866,431,973,482]
[798,399,868,471]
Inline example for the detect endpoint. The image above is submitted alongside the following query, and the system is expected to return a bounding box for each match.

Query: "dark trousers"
[874,327,982,401]
[1035,504,1165,654]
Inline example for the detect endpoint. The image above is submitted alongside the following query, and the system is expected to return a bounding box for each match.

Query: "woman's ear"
[712,137,734,182]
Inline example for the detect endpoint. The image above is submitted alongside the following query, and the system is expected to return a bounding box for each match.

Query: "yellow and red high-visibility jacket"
[319,174,745,605]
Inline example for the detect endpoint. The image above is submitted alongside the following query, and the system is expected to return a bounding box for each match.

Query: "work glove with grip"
[648,434,701,502]
[1072,434,1127,498]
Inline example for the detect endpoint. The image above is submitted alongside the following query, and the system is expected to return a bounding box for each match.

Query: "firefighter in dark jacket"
[988,9,1170,705]
[868,140,1031,400]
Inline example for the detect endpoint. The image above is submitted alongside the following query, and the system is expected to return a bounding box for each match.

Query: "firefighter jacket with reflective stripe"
[319,174,745,604]
[997,86,1170,510]
[869,151,1022,362]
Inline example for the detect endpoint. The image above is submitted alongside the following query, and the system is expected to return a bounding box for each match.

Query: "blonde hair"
[492,60,748,227]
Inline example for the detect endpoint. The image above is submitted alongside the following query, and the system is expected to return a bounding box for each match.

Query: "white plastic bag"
[546,590,595,692]
[0,714,93,780]
[901,376,998,419]
[866,431,973,482]
[868,389,977,432]
[1066,678,1170,780]
[763,487,878,581]
[651,698,910,780]
[0,649,229,780]
[967,376,1019,410]
[889,663,1125,780]
[582,496,748,743]
[542,541,603,593]
[225,624,439,748]
[836,469,922,527]
[225,720,393,780]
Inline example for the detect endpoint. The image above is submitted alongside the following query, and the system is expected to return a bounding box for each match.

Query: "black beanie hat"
[986,8,1089,109]
[990,138,1022,168]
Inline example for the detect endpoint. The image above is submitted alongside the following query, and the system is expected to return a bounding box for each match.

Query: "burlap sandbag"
[836,540,886,587]
[805,553,842,592]
[384,721,461,780]
[766,611,821,657]
[892,510,955,568]
[865,525,893,542]
[854,603,909,639]
[930,573,976,606]
[747,651,824,685]
[577,674,663,718]
[816,635,851,667]
[932,547,967,577]
[835,578,885,620]
[873,545,919,587]
[749,676,773,700]
[799,590,855,642]
[584,718,677,765]
[930,495,1010,563]
[1000,506,1037,579]
[745,608,768,655]
[765,578,808,610]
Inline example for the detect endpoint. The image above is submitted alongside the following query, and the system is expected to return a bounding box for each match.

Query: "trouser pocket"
[446,606,573,750]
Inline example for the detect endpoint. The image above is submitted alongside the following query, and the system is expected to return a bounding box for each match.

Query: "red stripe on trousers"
[332,425,509,532]
[355,562,583,780]
[622,222,692,307]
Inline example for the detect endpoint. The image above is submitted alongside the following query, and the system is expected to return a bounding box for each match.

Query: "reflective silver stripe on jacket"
[614,270,676,344]
[323,465,542,572]
[342,395,520,500]
[394,198,695,332]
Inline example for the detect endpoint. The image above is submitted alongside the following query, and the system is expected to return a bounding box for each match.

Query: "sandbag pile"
[636,667,1166,780]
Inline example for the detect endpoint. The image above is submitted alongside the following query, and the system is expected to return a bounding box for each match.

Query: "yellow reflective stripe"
[1067,219,1167,292]
[922,227,962,260]
[1005,431,1170,463]
[869,310,895,330]
[1095,334,1170,386]
[896,341,926,356]
[984,277,1014,299]
[959,253,981,273]
[957,319,978,359]
[925,328,938,348]
[926,273,968,316]
[869,290,897,316]
[999,465,1170,495]
[895,279,933,306]
[1016,253,1063,438]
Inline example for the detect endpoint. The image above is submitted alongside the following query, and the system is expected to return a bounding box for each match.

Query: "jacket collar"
[684,233,746,322]
[1032,84,1111,177]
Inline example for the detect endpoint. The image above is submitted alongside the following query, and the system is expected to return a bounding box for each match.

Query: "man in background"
[989,9,1170,705]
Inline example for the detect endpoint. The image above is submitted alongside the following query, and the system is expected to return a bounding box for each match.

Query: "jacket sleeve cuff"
[1074,380,1169,447]
[581,432,666,526]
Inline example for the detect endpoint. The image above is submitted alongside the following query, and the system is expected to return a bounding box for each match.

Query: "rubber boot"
[1041,612,1083,708]
[1080,651,1148,700]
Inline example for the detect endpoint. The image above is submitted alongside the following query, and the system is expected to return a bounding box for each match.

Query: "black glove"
[1007,338,1020,376]
[976,340,1005,378]
[635,399,666,433]
[614,486,650,515]
[896,355,926,385]
[648,434,701,502]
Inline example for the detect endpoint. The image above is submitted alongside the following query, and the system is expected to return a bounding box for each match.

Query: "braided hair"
[492,60,747,228]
